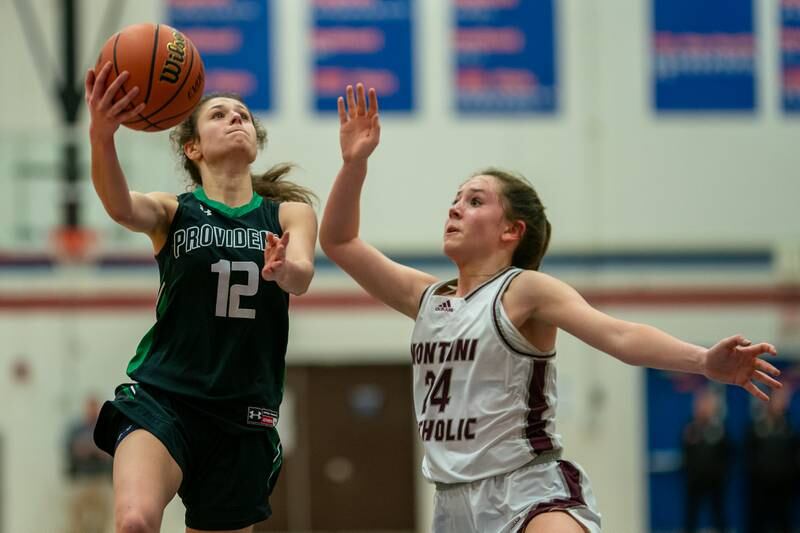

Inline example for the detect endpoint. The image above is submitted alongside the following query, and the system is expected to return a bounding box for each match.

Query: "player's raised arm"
[85,62,175,243]
[319,84,437,319]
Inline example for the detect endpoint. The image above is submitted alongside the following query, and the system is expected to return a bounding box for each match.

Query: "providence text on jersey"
[173,223,272,258]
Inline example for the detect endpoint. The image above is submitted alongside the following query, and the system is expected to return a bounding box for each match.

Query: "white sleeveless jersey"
[411,267,562,484]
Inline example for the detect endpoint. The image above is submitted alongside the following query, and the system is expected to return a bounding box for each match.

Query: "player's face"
[194,97,258,164]
[443,175,509,261]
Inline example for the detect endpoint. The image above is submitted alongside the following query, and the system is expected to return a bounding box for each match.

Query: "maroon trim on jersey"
[516,461,588,532]
[526,359,555,452]
[464,266,513,301]
[492,270,555,359]
[431,279,457,297]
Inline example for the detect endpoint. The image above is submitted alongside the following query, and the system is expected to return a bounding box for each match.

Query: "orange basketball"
[96,23,205,132]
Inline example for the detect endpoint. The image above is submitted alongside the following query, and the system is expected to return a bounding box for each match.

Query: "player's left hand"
[262,231,290,281]
[702,335,781,401]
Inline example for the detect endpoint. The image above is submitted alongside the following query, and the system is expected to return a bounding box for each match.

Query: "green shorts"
[94,382,283,530]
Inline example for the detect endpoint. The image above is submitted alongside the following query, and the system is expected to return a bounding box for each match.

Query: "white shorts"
[431,459,601,533]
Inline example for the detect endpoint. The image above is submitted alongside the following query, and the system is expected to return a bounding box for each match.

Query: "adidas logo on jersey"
[434,300,454,312]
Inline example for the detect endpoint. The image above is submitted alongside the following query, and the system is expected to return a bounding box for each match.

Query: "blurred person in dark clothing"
[64,395,112,533]
[682,387,730,533]
[746,386,800,533]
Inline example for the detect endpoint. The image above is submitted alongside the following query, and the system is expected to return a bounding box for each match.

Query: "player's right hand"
[338,83,381,163]
[85,61,146,140]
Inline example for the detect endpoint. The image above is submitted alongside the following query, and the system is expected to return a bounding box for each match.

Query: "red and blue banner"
[783,0,800,112]
[168,0,273,112]
[454,0,557,114]
[312,0,415,112]
[652,0,756,112]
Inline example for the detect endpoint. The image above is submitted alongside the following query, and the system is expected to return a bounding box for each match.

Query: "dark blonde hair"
[170,92,316,205]
[474,168,551,270]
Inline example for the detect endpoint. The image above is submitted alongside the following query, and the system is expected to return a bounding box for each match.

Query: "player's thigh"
[525,510,588,533]
[113,429,182,517]
[186,526,253,533]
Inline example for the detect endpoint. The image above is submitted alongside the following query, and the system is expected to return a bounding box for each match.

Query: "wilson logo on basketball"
[96,23,205,130]
[160,31,187,84]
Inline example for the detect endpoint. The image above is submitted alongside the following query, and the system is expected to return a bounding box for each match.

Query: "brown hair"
[474,168,551,270]
[169,92,316,205]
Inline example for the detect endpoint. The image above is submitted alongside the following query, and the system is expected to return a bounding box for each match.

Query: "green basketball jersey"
[128,188,289,432]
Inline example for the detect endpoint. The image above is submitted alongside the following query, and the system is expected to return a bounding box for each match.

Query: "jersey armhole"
[492,270,555,359]
[269,200,284,236]
[417,283,438,313]
[154,195,185,260]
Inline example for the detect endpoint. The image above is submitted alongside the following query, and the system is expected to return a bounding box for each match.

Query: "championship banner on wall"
[168,0,273,112]
[652,0,756,111]
[783,0,800,112]
[454,0,557,113]
[312,0,414,112]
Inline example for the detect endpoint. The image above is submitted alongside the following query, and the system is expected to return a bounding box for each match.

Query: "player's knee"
[115,507,158,533]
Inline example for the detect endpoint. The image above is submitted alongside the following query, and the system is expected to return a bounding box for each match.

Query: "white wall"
[0,1,797,532]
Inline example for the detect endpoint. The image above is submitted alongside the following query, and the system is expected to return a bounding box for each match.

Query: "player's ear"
[184,139,201,162]
[501,220,525,244]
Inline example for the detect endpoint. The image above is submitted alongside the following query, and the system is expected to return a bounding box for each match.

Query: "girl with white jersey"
[319,84,782,533]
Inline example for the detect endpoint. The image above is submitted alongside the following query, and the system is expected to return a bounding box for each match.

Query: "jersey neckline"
[434,266,515,301]
[193,187,263,218]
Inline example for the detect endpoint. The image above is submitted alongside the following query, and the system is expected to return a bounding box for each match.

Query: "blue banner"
[454,0,557,114]
[652,0,756,111]
[168,0,272,112]
[312,0,414,112]
[783,0,800,112]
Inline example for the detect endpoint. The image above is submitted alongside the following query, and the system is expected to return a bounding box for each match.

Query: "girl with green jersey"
[85,62,317,533]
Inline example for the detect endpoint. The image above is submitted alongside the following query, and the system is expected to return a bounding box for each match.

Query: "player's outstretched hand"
[338,83,380,163]
[703,335,781,401]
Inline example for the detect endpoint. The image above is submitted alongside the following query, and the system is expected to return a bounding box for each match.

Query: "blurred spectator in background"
[64,395,112,533]
[745,386,800,533]
[682,387,731,533]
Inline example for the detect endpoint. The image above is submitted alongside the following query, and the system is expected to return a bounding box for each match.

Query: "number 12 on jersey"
[211,259,259,319]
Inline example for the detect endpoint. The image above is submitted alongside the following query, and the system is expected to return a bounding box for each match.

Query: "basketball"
[96,23,205,132]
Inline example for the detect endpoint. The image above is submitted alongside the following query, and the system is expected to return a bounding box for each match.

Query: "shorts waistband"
[434,449,563,491]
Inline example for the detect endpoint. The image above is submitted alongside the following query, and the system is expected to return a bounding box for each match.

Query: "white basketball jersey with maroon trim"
[411,267,562,484]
